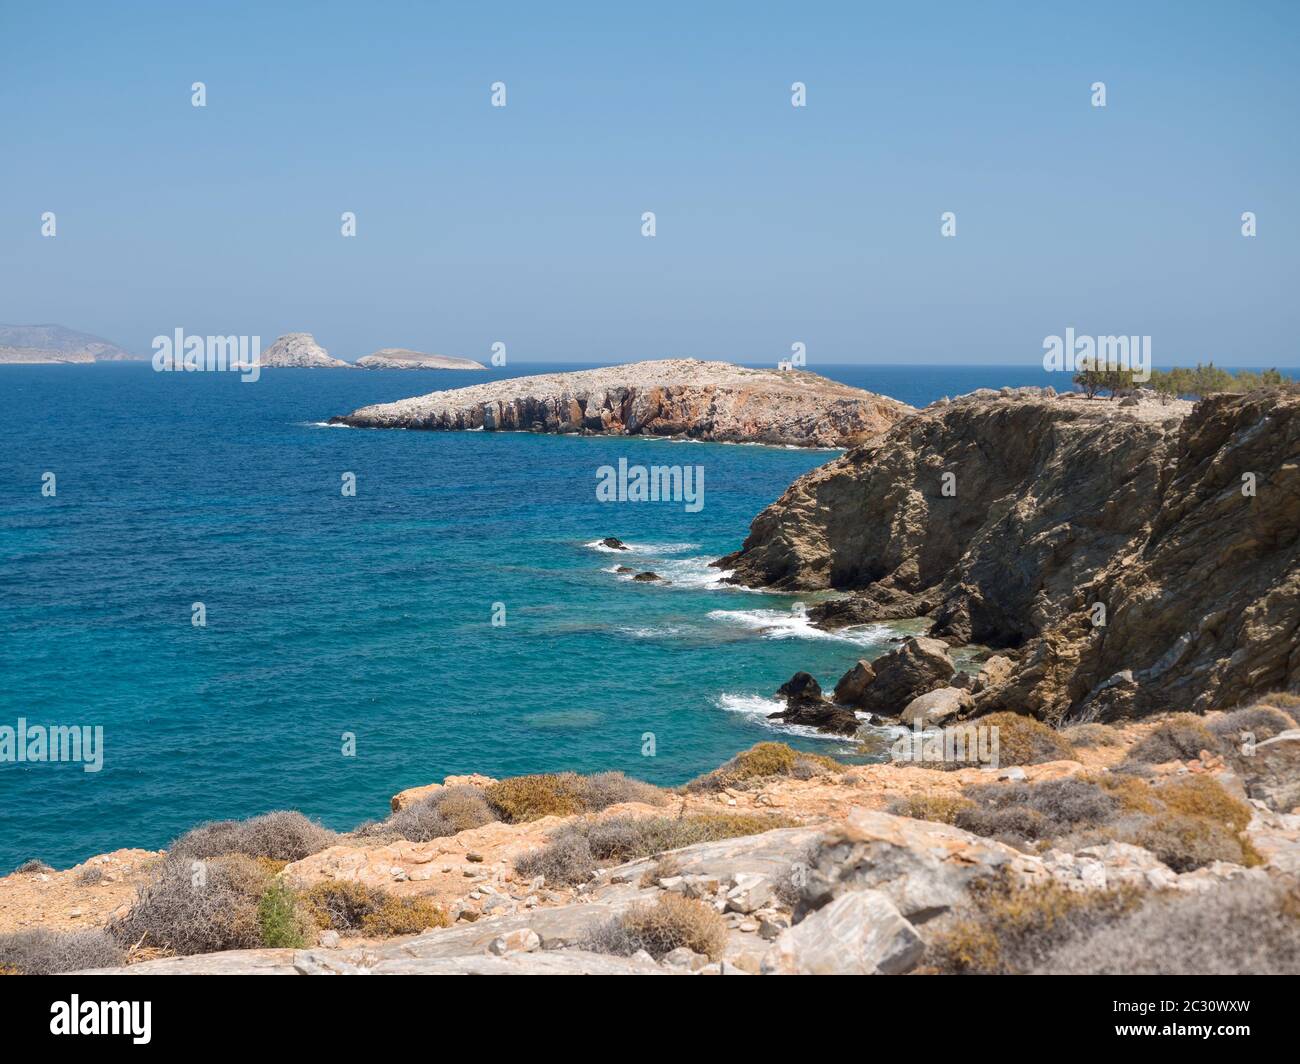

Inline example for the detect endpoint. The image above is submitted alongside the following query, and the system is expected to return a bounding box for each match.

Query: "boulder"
[900,686,973,726]
[632,571,662,582]
[762,889,924,975]
[601,537,629,551]
[769,672,860,735]
[972,654,1015,694]
[833,660,875,704]
[1238,731,1300,812]
[851,637,955,716]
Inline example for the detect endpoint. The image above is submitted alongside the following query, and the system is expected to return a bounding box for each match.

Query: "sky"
[1,0,1297,366]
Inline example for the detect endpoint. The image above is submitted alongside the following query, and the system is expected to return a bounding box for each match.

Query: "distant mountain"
[354,347,487,370]
[0,324,140,363]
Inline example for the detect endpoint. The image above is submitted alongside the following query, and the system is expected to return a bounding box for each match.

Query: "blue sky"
[1,0,1296,365]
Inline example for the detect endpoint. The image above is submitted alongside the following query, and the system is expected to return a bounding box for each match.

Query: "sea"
[0,360,1261,867]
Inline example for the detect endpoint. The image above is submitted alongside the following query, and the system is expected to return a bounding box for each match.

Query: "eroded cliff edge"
[330,359,913,447]
[717,388,1300,721]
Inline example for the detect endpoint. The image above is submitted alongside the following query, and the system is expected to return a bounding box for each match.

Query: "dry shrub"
[930,874,1141,974]
[170,811,338,863]
[12,859,52,875]
[485,771,668,823]
[685,742,843,792]
[974,712,1075,766]
[110,854,270,955]
[1251,690,1300,724]
[359,896,448,936]
[301,880,447,936]
[380,785,498,842]
[1037,879,1300,974]
[1210,705,1295,746]
[515,813,793,886]
[1125,714,1222,764]
[586,894,727,960]
[887,794,975,825]
[1062,722,1124,748]
[953,778,1118,846]
[0,929,125,974]
[75,865,106,887]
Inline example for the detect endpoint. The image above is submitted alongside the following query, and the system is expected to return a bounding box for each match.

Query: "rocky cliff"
[354,348,487,370]
[330,359,913,447]
[258,332,353,368]
[718,388,1300,721]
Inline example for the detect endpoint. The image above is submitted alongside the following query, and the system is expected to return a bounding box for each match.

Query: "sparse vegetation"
[12,859,52,875]
[585,893,728,961]
[0,929,125,975]
[1125,714,1223,764]
[887,794,975,825]
[685,742,844,792]
[75,865,106,886]
[940,712,1075,769]
[1062,722,1124,748]
[300,880,448,936]
[485,771,667,823]
[373,785,499,843]
[169,810,338,863]
[515,812,795,886]
[1210,705,1295,746]
[1036,878,1300,974]
[930,874,1142,974]
[109,854,270,955]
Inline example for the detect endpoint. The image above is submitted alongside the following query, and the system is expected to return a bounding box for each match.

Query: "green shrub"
[0,929,125,974]
[257,879,312,948]
[586,894,728,961]
[170,811,338,863]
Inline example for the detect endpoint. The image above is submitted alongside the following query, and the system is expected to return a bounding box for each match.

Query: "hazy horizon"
[3,1,1297,368]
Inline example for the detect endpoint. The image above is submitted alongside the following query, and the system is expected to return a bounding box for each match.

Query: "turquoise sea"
[0,361,1163,867]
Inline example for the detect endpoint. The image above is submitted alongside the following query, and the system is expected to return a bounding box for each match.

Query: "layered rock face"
[258,332,352,368]
[720,389,1300,721]
[354,348,487,370]
[330,359,913,447]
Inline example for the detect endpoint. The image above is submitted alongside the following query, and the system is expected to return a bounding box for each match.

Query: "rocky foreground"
[719,387,1300,722]
[2,703,1297,976]
[330,359,913,447]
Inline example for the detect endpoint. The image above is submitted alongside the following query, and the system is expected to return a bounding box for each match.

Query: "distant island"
[355,348,486,370]
[0,324,140,363]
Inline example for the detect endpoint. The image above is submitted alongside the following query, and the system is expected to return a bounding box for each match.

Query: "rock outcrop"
[770,673,860,734]
[719,389,1300,721]
[354,348,487,370]
[835,637,955,716]
[330,359,913,447]
[258,332,352,369]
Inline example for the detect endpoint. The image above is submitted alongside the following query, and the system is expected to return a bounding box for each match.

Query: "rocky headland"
[718,387,1300,723]
[2,701,1297,975]
[354,348,487,370]
[329,359,913,447]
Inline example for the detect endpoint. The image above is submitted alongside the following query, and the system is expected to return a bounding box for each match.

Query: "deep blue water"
[0,360,1245,867]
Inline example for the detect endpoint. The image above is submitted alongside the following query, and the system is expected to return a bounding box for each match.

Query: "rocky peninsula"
[329,359,913,447]
[719,387,1300,723]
